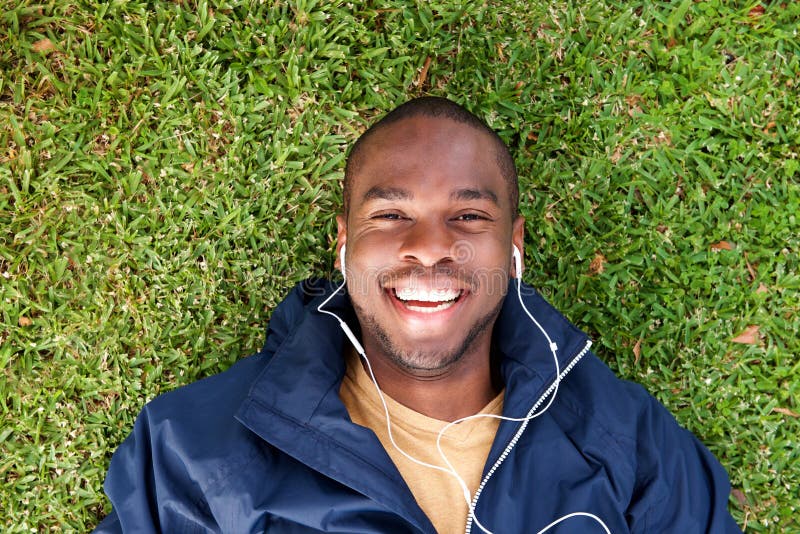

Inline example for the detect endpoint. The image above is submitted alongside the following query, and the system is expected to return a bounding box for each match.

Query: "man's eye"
[455,213,485,221]
[373,213,404,220]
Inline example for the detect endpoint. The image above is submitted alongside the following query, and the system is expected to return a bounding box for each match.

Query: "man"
[95,97,741,533]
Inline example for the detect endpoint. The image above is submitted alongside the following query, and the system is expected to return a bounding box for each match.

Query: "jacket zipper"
[464,339,593,534]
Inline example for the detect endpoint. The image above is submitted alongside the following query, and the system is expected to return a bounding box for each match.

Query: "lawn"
[1,0,798,531]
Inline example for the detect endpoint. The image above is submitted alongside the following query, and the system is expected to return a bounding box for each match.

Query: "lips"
[390,287,464,314]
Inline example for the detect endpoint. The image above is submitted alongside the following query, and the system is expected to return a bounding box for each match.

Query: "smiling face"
[337,115,524,375]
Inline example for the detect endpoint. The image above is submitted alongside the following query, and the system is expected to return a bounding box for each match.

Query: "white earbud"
[512,245,522,279]
[339,244,347,281]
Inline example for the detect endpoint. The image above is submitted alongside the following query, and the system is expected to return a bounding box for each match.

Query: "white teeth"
[394,287,461,302]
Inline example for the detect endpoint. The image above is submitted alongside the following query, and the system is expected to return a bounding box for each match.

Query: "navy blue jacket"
[95,279,741,533]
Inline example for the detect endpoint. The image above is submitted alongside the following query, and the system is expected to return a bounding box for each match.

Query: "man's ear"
[511,215,525,277]
[335,214,347,270]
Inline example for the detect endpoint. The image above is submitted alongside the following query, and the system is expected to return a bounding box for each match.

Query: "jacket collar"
[494,280,592,417]
[242,279,589,423]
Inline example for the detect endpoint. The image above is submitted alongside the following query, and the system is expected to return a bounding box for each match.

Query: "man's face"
[336,115,524,373]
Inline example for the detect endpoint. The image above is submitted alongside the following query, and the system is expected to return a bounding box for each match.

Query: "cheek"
[345,244,394,293]
[469,241,513,294]
[348,226,404,261]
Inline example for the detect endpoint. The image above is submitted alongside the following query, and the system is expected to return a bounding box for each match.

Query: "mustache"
[375,265,478,291]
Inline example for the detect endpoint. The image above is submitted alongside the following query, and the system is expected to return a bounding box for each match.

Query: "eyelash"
[455,213,485,221]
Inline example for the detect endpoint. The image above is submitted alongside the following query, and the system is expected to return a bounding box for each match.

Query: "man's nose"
[398,220,454,267]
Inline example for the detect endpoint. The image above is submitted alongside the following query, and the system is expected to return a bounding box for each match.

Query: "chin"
[387,348,466,373]
[364,316,467,371]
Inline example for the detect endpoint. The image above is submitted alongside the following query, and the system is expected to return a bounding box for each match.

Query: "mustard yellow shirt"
[340,352,503,534]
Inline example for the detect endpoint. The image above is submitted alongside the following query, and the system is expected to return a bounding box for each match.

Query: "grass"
[1,0,798,531]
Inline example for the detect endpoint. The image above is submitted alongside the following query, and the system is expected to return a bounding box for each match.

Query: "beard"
[350,294,506,372]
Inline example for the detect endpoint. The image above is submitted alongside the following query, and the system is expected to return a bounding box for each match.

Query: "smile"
[391,287,464,314]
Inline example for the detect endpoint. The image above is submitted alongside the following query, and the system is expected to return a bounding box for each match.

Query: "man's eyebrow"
[450,188,499,204]
[362,186,413,202]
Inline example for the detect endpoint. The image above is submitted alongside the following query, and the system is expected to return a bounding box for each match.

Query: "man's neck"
[349,343,499,422]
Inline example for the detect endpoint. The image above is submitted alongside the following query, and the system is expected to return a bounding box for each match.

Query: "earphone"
[318,244,609,534]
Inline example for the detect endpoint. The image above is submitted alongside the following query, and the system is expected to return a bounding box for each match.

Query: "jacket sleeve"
[627,394,742,533]
[93,405,220,533]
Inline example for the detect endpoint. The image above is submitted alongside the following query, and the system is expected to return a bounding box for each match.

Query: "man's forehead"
[363,114,492,149]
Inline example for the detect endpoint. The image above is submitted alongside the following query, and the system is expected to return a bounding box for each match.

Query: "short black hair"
[343,96,519,215]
